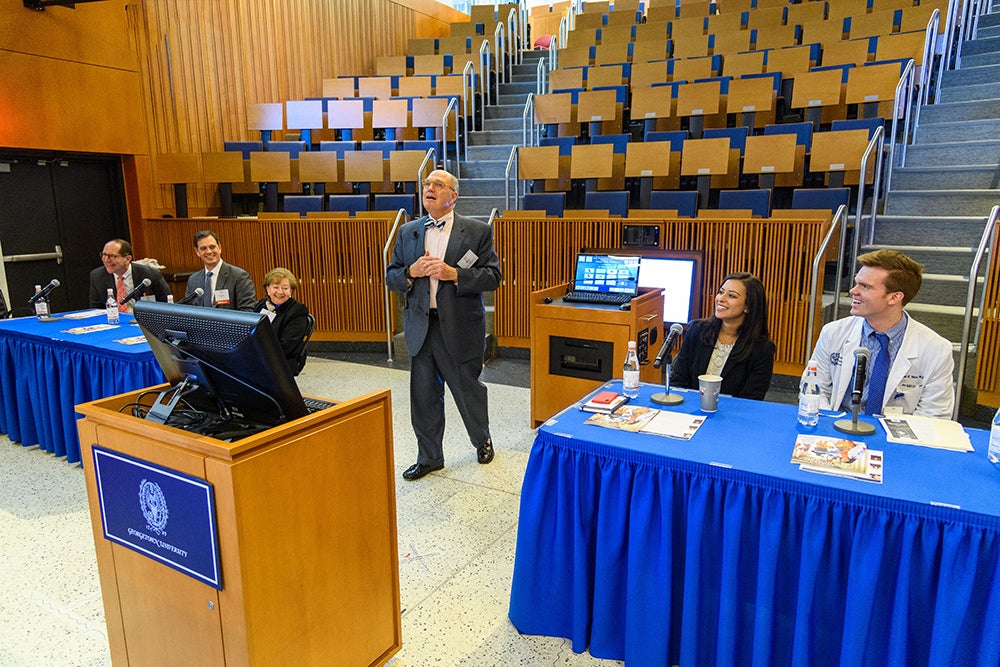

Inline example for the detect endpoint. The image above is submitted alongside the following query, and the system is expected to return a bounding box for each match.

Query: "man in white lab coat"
[810,249,954,418]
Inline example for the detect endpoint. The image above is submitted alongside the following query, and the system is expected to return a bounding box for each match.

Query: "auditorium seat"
[283,195,323,216]
[373,194,416,217]
[223,141,263,159]
[650,190,698,217]
[522,192,567,217]
[718,189,772,217]
[791,187,851,213]
[584,190,629,216]
[327,194,370,214]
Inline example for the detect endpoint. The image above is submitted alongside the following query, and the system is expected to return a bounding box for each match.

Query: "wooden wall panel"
[130,0,468,216]
[975,233,1000,407]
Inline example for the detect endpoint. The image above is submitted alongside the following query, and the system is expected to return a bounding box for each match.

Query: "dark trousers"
[410,313,490,466]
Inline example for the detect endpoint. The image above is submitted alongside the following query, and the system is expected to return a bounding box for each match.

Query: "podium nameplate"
[92,446,222,590]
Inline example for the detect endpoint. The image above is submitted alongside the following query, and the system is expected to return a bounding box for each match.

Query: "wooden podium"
[77,388,401,666]
[530,284,664,428]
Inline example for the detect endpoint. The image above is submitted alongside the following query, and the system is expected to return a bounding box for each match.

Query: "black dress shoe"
[476,439,495,465]
[402,462,443,481]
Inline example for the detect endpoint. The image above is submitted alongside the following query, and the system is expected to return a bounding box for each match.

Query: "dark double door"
[0,150,128,316]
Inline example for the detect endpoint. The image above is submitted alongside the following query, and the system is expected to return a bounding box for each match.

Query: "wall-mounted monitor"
[587,247,703,325]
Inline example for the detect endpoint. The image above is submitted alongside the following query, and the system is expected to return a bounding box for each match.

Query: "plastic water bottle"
[105,288,119,325]
[33,285,49,320]
[988,407,1000,467]
[622,340,640,399]
[798,359,821,427]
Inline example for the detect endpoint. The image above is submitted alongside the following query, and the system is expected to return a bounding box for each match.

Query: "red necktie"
[116,275,128,313]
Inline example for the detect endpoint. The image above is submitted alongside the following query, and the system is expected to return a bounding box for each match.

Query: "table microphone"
[835,347,876,435]
[177,287,204,305]
[119,278,152,305]
[651,323,685,406]
[27,279,60,304]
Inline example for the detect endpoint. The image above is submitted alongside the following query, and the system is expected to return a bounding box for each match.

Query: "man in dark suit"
[386,169,503,481]
[184,230,256,311]
[89,239,171,310]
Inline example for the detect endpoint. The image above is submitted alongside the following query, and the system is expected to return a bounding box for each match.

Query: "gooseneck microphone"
[119,278,153,305]
[27,279,60,304]
[851,347,870,407]
[653,323,684,369]
[651,323,686,406]
[835,346,876,436]
[177,287,204,305]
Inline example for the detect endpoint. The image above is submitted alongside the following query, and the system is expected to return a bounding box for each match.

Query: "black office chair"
[293,313,316,376]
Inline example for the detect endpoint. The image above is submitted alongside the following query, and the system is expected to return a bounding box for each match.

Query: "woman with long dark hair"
[670,272,775,400]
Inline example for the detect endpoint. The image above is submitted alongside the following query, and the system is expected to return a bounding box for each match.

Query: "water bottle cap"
[628,341,636,349]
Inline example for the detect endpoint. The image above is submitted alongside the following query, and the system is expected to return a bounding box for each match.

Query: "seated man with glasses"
[386,169,503,481]
[89,239,171,311]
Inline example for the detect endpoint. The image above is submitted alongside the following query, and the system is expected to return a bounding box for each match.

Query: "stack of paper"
[880,415,974,452]
[792,434,884,483]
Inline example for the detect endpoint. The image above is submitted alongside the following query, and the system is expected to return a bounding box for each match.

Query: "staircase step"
[902,304,971,343]
[885,189,1000,217]
[460,159,509,179]
[941,63,1000,87]
[918,98,1000,123]
[915,117,1000,143]
[483,116,523,132]
[918,274,983,308]
[498,93,531,105]
[469,128,523,145]
[904,139,1000,167]
[466,143,518,161]
[872,215,990,246]
[499,80,537,96]
[456,194,510,217]
[891,165,1000,190]
[959,51,1000,69]
[456,177,508,196]
[940,81,1000,102]
[979,10,1000,28]
[485,104,528,120]
[962,34,1000,56]
[860,243,975,276]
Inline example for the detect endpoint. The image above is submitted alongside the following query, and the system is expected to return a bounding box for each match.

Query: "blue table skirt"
[0,313,164,464]
[509,384,1000,666]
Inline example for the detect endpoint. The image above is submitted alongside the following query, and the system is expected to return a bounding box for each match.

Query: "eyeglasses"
[100,253,123,260]
[421,179,453,191]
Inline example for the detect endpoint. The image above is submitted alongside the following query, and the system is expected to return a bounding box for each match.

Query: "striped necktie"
[116,275,128,313]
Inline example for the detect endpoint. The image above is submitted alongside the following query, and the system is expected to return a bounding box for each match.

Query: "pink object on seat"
[534,35,553,49]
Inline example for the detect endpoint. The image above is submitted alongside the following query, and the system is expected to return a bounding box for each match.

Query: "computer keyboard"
[562,291,632,306]
[303,396,337,413]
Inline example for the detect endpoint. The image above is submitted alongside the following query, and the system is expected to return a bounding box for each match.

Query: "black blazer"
[88,262,171,309]
[669,319,776,400]
[254,297,310,375]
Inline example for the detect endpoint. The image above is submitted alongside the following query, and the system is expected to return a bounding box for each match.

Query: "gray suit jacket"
[386,213,502,360]
[89,262,171,309]
[185,262,257,311]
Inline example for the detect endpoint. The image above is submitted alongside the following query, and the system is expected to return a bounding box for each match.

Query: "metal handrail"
[382,208,409,362]
[494,22,505,99]
[558,16,568,60]
[549,31,559,70]
[441,97,460,178]
[505,7,518,71]
[504,145,518,211]
[519,2,528,64]
[462,61,475,161]
[852,126,885,277]
[488,207,500,228]
[807,204,850,360]
[522,92,535,147]
[954,205,1000,420]
[416,148,437,218]
[885,59,915,197]
[922,9,942,108]
[536,54,547,96]
[479,39,492,111]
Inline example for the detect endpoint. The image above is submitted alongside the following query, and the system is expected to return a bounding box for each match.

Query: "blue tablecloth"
[509,382,1000,666]
[0,312,164,464]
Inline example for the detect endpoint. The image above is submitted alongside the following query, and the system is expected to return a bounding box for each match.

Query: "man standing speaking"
[386,169,502,481]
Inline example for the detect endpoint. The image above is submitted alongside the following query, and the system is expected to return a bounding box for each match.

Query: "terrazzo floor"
[0,355,625,667]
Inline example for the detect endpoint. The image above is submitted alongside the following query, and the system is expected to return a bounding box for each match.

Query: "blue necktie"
[866,332,890,415]
[424,217,444,229]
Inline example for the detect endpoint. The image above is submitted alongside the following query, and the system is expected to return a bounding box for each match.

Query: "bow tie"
[424,217,445,229]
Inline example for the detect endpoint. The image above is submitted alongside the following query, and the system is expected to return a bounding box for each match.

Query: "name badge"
[214,288,231,305]
[458,250,478,269]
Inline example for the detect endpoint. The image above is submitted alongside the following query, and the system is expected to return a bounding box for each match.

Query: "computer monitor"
[133,301,308,436]
[587,248,703,325]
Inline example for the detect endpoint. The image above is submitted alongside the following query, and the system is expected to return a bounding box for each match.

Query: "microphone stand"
[650,353,683,406]
[834,398,876,435]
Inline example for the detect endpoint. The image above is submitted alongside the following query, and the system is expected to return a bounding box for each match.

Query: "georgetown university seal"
[138,478,169,536]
